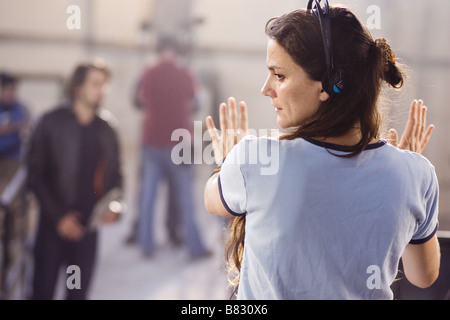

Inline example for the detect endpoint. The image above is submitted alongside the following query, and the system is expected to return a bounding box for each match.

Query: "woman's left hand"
[205,97,248,165]
[387,99,435,154]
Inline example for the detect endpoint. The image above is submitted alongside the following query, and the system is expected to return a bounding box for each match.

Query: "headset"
[307,0,345,95]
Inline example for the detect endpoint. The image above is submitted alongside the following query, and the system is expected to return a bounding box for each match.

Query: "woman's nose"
[261,77,274,97]
[261,77,276,98]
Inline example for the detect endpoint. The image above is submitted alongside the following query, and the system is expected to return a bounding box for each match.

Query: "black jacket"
[26,106,123,226]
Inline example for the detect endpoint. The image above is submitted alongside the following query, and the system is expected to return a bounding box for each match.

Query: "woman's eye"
[274,73,285,81]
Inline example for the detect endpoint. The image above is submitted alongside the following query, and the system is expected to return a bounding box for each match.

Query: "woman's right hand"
[205,97,248,165]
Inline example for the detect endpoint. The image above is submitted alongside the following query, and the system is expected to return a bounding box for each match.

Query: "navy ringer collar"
[302,137,387,152]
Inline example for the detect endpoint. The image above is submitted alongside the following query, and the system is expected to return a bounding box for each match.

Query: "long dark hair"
[66,60,111,102]
[225,6,404,295]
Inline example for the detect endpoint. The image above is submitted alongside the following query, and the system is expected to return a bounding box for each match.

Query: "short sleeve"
[410,164,439,244]
[218,140,248,217]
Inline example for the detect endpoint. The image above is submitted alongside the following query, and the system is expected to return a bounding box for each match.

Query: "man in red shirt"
[136,35,210,258]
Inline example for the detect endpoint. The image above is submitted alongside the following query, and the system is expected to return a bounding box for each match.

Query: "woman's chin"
[276,118,290,130]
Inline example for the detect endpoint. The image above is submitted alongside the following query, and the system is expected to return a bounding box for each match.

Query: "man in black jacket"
[27,60,123,300]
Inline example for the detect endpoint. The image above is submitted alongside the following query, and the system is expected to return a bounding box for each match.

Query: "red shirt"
[138,60,196,147]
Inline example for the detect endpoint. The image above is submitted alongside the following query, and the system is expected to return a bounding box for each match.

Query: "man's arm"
[26,116,68,224]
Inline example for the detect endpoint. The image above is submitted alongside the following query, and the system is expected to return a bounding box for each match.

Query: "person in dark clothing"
[0,72,30,192]
[0,72,29,160]
[27,60,123,300]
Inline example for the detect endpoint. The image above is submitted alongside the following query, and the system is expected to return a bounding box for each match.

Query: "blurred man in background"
[27,60,123,300]
[0,72,29,192]
[125,73,183,248]
[135,35,210,259]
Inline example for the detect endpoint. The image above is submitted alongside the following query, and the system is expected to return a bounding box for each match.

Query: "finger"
[411,100,423,151]
[206,116,223,160]
[239,101,248,133]
[228,97,238,130]
[219,103,229,155]
[410,99,419,136]
[387,128,398,147]
[414,99,423,128]
[227,97,239,146]
[205,116,218,140]
[205,115,215,134]
[416,100,425,139]
[219,103,228,141]
[219,103,228,134]
[419,104,428,138]
[420,124,435,153]
[399,100,418,148]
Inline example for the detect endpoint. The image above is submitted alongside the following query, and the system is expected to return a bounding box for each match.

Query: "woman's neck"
[314,127,379,146]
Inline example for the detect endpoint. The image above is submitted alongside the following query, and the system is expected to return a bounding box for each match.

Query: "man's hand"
[387,99,435,154]
[100,210,121,225]
[57,211,85,241]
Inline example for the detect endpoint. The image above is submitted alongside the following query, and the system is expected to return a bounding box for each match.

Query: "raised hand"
[205,97,248,164]
[387,99,435,154]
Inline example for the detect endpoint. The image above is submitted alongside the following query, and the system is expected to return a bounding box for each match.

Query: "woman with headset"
[204,1,440,300]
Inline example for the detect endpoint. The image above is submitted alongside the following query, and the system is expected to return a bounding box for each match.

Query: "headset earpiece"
[322,69,345,95]
[307,0,345,96]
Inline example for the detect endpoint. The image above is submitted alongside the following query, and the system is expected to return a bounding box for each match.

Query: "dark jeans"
[31,217,98,300]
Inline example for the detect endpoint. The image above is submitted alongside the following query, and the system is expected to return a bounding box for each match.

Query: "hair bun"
[375,38,396,69]
[375,38,403,88]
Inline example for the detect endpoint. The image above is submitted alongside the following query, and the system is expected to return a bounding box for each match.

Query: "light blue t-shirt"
[218,136,439,300]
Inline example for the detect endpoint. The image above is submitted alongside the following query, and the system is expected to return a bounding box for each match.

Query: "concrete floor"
[87,163,231,300]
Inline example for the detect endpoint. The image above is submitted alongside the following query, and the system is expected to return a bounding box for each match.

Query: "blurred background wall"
[0,0,449,230]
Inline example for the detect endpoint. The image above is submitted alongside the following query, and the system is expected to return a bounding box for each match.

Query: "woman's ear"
[319,88,330,102]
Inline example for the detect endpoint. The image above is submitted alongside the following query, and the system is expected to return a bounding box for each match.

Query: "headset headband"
[307,0,333,75]
[307,0,344,94]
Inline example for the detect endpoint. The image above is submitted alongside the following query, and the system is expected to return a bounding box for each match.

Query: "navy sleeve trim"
[409,224,439,245]
[217,175,246,217]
